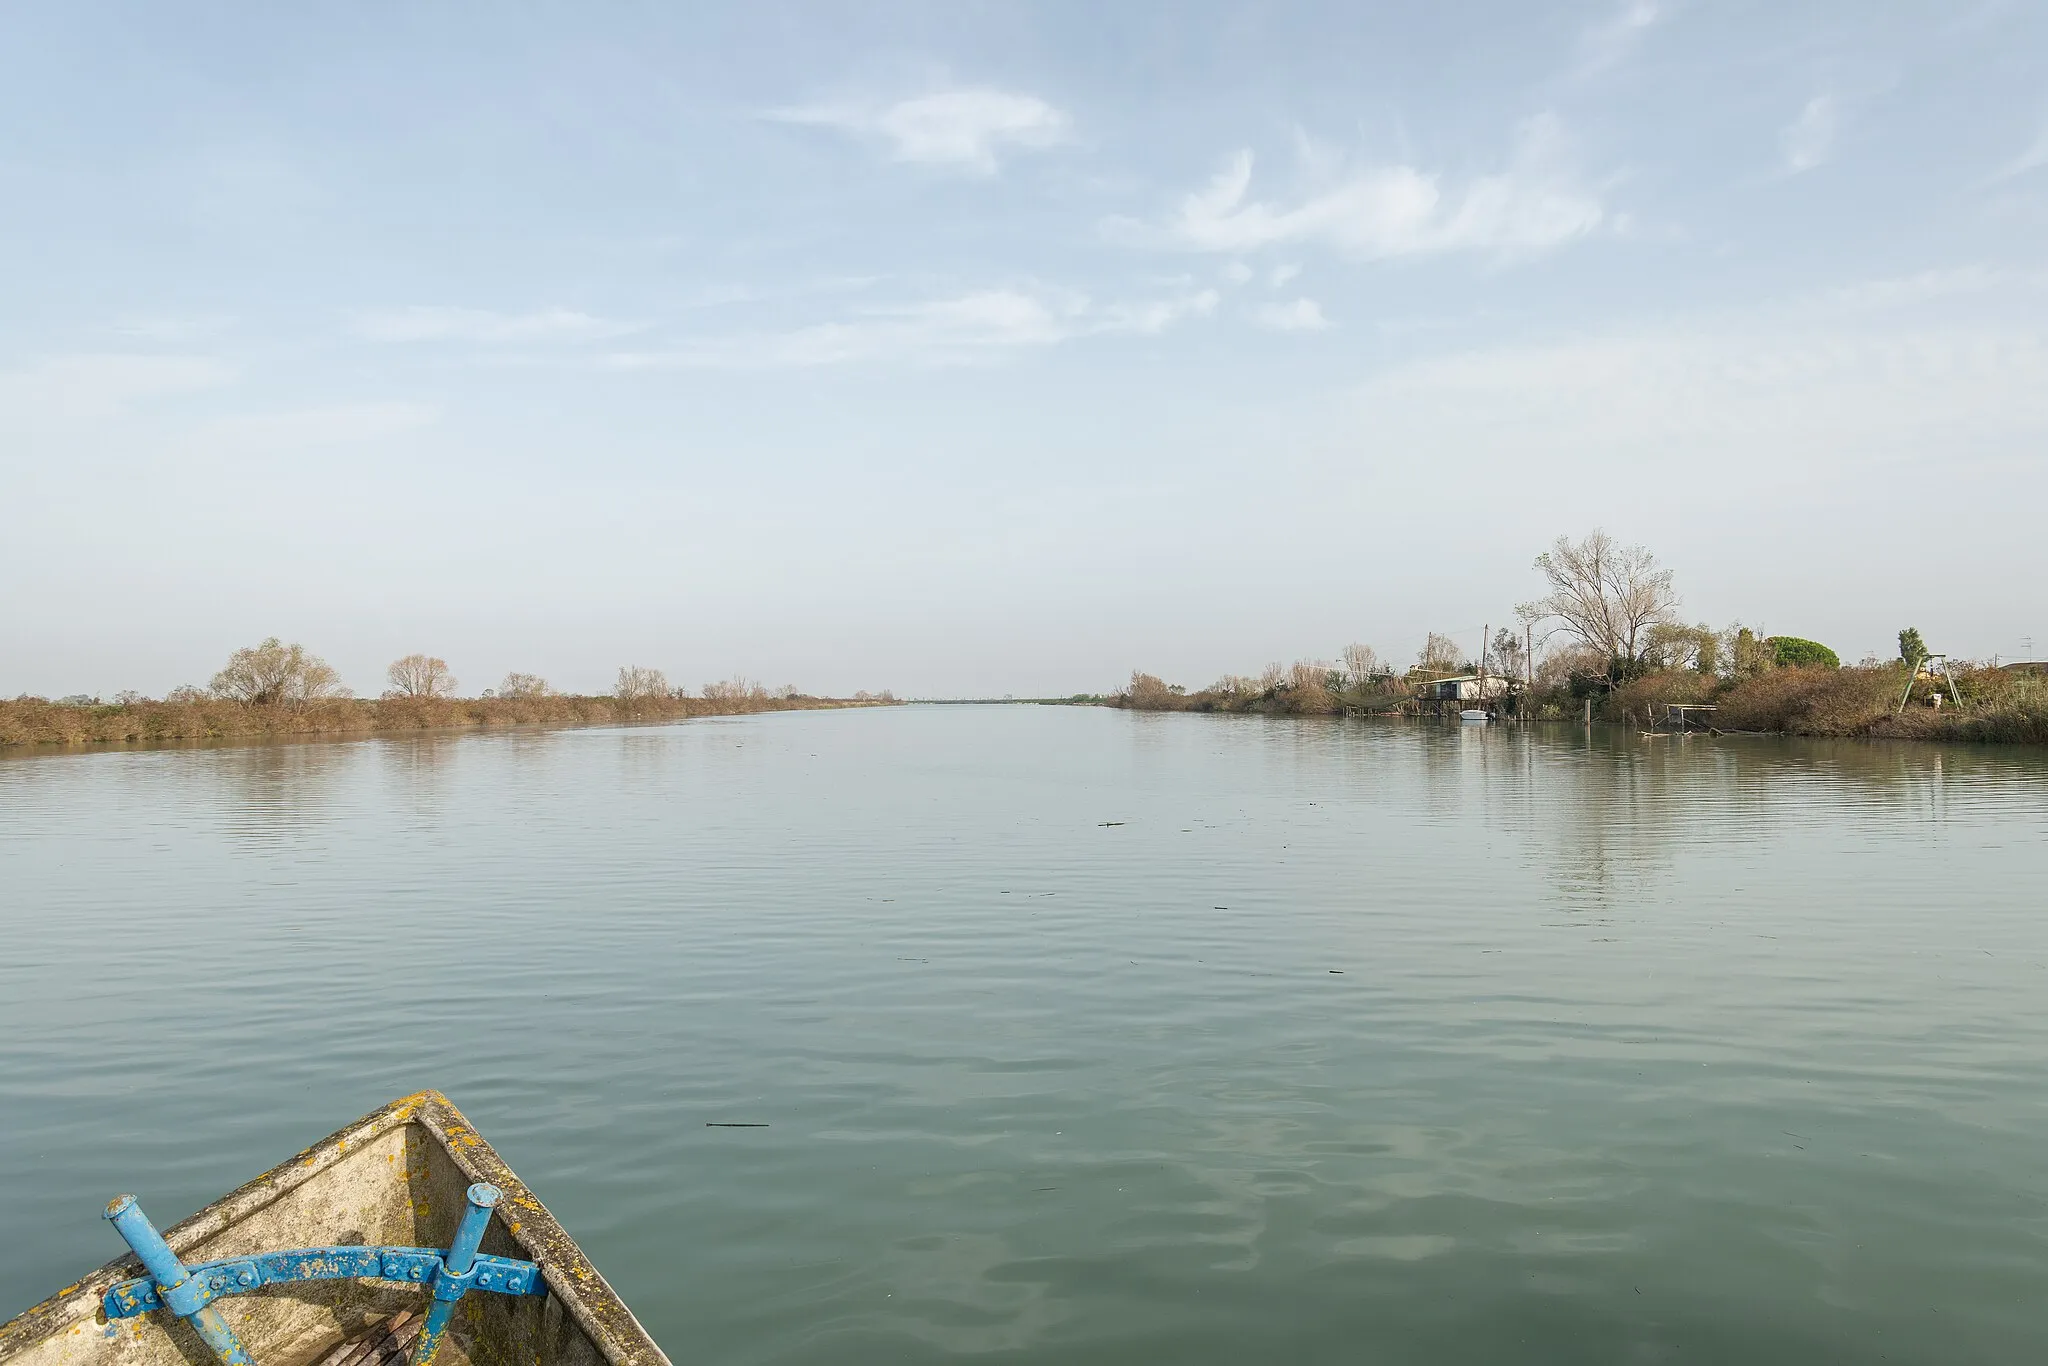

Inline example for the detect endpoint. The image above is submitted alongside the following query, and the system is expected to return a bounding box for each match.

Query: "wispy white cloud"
[189,403,438,450]
[1254,299,1331,332]
[1576,0,1662,78]
[1820,265,2018,310]
[772,88,1069,173]
[350,306,640,344]
[1781,96,1838,174]
[1352,296,2048,484]
[1983,120,2048,185]
[1093,290,1222,337]
[1269,263,1302,288]
[108,314,237,343]
[605,284,1215,369]
[0,353,234,421]
[1220,261,1255,286]
[1142,115,1605,262]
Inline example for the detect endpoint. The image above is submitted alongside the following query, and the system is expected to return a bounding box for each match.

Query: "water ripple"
[4,711,2047,1363]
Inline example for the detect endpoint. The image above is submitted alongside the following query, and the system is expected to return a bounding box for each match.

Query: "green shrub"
[1768,636,1839,669]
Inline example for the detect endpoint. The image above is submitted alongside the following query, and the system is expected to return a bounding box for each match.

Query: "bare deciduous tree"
[1643,622,1718,673]
[385,654,458,699]
[1489,628,1528,681]
[1417,632,1465,675]
[1535,641,1607,690]
[498,672,554,699]
[613,666,669,703]
[1341,643,1381,687]
[210,638,349,706]
[701,677,774,711]
[1123,672,1183,709]
[1518,529,1679,666]
[703,677,769,703]
[1287,660,1339,712]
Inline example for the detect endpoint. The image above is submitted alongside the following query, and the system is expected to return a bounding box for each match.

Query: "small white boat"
[1460,709,1489,723]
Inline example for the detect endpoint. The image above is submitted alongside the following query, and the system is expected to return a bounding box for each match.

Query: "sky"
[4,1,2046,699]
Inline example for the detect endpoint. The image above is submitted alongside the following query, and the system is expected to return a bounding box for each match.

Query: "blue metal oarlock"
[103,1195,254,1366]
[102,1183,543,1366]
[410,1184,501,1366]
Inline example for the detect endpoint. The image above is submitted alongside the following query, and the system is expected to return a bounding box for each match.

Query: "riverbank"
[1607,662,2048,743]
[1110,663,2048,744]
[0,693,897,747]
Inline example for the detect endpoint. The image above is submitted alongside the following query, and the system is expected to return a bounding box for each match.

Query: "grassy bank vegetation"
[1608,658,2048,743]
[1111,530,2048,744]
[1120,661,1410,717]
[4,639,897,746]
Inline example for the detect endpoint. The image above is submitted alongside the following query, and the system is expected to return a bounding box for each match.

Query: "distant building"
[1413,675,1512,703]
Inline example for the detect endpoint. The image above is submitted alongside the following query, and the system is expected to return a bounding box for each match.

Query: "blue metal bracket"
[102,1184,543,1366]
[103,1248,543,1318]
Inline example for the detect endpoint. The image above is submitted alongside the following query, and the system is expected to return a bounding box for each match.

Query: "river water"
[3,707,2045,1364]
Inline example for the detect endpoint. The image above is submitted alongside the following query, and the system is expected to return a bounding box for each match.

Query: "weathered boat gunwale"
[0,1092,668,1366]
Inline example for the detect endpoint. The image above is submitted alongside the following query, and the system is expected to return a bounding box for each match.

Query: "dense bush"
[1713,666,1895,733]
[1768,636,1840,669]
[1606,669,1716,723]
[1116,667,1383,716]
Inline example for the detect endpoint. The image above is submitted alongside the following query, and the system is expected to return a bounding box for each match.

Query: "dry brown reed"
[1595,663,2048,741]
[1113,666,1370,717]
[0,691,892,747]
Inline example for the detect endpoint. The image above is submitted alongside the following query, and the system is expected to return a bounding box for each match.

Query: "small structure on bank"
[1412,674,1513,719]
[1415,675,1513,704]
[1899,653,1964,713]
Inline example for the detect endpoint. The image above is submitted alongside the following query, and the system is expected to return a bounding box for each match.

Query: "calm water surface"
[4,707,2046,1363]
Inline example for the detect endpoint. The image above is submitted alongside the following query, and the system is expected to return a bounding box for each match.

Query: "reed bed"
[0,692,893,747]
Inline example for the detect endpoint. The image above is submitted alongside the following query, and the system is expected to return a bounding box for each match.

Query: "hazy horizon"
[6,2,2046,699]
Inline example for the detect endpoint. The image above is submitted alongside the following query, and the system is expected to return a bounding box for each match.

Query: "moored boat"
[0,1092,668,1366]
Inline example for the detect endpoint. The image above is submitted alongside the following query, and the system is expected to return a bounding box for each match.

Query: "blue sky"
[5,1,2046,697]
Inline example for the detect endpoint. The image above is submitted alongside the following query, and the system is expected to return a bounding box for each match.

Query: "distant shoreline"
[0,693,899,748]
[1107,663,2048,745]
